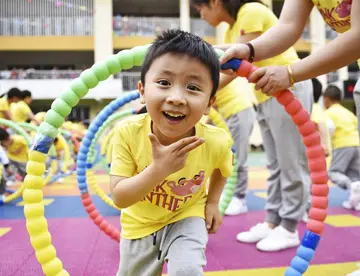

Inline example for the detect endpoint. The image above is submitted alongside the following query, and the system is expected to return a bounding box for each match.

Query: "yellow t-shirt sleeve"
[236,6,265,35]
[216,131,234,178]
[110,125,136,177]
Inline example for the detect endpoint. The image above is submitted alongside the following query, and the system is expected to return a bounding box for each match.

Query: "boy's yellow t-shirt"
[0,98,10,119]
[11,101,32,122]
[110,114,234,239]
[311,0,359,66]
[7,135,29,163]
[325,103,359,149]
[233,3,300,104]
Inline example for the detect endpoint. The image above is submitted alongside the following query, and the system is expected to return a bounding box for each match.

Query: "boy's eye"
[187,84,201,92]
[157,80,170,86]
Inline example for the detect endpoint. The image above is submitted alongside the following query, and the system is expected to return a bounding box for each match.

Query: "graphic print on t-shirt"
[141,170,206,212]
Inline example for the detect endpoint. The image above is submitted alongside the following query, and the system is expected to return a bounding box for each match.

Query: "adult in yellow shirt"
[193,0,313,252]
[323,85,360,212]
[0,87,22,120]
[0,127,29,182]
[218,1,360,134]
[194,1,256,216]
[11,90,40,125]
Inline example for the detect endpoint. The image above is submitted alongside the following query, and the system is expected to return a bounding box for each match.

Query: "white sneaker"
[225,197,248,216]
[343,181,360,211]
[236,222,272,243]
[347,264,360,276]
[6,180,15,187]
[256,225,300,252]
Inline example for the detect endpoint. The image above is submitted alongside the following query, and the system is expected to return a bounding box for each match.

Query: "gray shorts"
[117,217,208,276]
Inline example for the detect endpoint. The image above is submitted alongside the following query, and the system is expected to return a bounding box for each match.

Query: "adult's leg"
[226,107,256,199]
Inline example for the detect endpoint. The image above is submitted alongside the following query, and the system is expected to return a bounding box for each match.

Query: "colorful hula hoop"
[222,58,328,276]
[17,122,58,185]
[79,107,135,213]
[22,45,327,276]
[0,118,32,205]
[76,94,139,243]
[86,107,135,165]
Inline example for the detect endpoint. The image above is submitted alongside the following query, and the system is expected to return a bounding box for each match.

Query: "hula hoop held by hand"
[22,44,327,276]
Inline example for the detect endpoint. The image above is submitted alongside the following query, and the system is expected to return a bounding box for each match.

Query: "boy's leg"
[328,148,356,189]
[224,107,256,215]
[117,234,163,276]
[164,217,208,276]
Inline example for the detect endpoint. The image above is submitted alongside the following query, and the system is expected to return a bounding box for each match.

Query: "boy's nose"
[166,90,186,106]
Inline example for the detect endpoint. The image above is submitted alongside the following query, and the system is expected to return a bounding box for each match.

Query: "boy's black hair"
[141,29,220,98]
[136,105,148,114]
[1,87,22,99]
[191,0,264,20]
[311,78,323,103]
[0,127,10,141]
[22,90,32,99]
[323,85,342,102]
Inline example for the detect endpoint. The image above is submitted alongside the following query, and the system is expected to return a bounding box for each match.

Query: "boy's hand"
[148,133,205,177]
[205,202,222,234]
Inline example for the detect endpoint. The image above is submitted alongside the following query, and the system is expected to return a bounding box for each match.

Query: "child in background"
[323,85,360,211]
[311,78,331,158]
[0,128,29,183]
[0,88,22,120]
[11,90,40,125]
[110,29,233,276]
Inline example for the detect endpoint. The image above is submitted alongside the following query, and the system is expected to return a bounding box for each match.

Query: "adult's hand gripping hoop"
[222,58,329,276]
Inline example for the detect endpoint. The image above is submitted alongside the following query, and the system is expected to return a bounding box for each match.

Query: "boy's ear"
[204,97,215,116]
[138,81,145,104]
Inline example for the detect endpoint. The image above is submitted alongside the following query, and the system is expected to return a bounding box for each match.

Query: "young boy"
[110,29,234,276]
[0,127,29,183]
[323,85,360,211]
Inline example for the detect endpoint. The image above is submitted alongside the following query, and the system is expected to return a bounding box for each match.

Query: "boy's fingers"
[171,136,199,151]
[177,139,205,155]
[205,214,213,230]
[148,133,161,148]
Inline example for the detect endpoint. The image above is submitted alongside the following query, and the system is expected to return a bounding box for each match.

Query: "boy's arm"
[110,165,167,209]
[316,122,330,156]
[205,168,227,234]
[207,169,227,204]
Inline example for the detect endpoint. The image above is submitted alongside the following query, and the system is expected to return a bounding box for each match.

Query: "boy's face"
[323,96,331,109]
[139,53,214,142]
[193,2,221,27]
[1,137,12,148]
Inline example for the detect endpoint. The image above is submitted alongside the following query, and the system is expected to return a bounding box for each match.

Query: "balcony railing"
[0,69,141,92]
[0,16,215,37]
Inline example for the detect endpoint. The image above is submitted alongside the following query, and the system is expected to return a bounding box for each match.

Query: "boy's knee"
[168,262,203,276]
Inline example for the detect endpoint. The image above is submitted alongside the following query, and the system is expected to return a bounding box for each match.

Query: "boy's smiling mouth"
[163,111,186,123]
